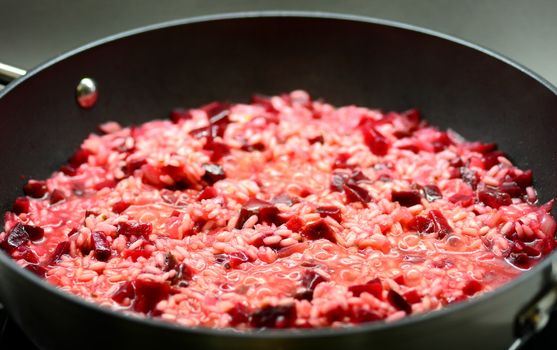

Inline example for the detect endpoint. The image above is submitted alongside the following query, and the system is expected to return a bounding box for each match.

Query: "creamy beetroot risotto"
[1,91,556,329]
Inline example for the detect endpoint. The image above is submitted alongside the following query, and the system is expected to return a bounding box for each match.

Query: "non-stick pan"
[0,12,556,350]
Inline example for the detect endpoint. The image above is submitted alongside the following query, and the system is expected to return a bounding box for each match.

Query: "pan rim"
[0,10,556,340]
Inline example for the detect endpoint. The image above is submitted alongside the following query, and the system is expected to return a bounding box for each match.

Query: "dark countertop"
[0,1,556,349]
[1,0,556,85]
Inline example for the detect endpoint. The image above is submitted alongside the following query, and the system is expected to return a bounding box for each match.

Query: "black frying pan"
[0,12,556,350]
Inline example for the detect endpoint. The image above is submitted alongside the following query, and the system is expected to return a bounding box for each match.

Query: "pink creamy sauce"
[1,91,556,329]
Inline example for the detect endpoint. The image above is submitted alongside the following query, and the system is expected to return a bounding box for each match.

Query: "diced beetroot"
[112,281,136,304]
[23,224,44,241]
[24,264,47,278]
[132,279,171,315]
[330,173,347,192]
[69,148,92,167]
[348,278,383,299]
[12,197,30,215]
[449,193,474,207]
[403,289,422,304]
[499,182,523,198]
[112,201,131,214]
[93,179,117,191]
[49,189,65,204]
[349,308,382,323]
[343,183,371,204]
[462,280,483,296]
[201,163,226,185]
[227,303,250,326]
[47,241,70,265]
[394,274,406,285]
[428,210,453,239]
[301,219,336,243]
[285,216,304,233]
[236,198,284,229]
[122,249,152,262]
[432,132,453,152]
[241,142,266,152]
[171,263,195,287]
[301,270,328,291]
[1,223,30,252]
[468,142,497,154]
[482,151,505,170]
[333,153,352,169]
[23,180,48,198]
[507,252,531,269]
[387,290,412,314]
[423,185,442,202]
[514,170,533,189]
[309,135,324,144]
[208,141,230,162]
[324,305,348,323]
[401,108,421,126]
[12,245,39,263]
[250,304,297,328]
[408,216,435,234]
[361,125,390,156]
[316,206,342,223]
[460,167,479,189]
[392,190,422,207]
[60,164,77,176]
[251,94,277,112]
[197,186,218,200]
[91,231,111,261]
[203,101,230,121]
[228,251,253,269]
[350,170,370,183]
[116,222,153,238]
[124,158,146,176]
[478,188,512,209]
[169,108,193,123]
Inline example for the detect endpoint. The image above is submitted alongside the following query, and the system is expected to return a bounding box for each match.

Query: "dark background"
[0,1,556,349]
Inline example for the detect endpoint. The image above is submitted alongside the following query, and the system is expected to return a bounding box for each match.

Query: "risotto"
[1,90,555,329]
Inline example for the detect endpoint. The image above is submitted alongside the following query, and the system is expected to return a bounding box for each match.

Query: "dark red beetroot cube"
[462,280,483,296]
[499,181,523,198]
[207,141,230,162]
[403,289,422,304]
[408,216,435,234]
[478,188,512,209]
[448,193,474,207]
[23,180,48,198]
[12,197,30,215]
[301,270,328,291]
[132,279,171,315]
[203,101,230,120]
[343,182,371,204]
[201,163,226,185]
[197,186,218,200]
[91,231,111,261]
[250,304,297,328]
[24,264,48,278]
[468,142,497,154]
[348,278,383,299]
[507,252,532,269]
[285,216,304,233]
[12,245,39,263]
[49,189,65,204]
[432,132,453,152]
[350,170,370,183]
[333,153,352,169]
[514,170,533,190]
[1,223,30,252]
[387,290,412,314]
[171,263,195,287]
[116,222,153,238]
[47,241,70,265]
[459,167,479,189]
[482,151,505,170]
[422,185,442,202]
[316,206,342,223]
[401,108,421,126]
[169,108,193,123]
[112,201,131,214]
[236,198,284,229]
[93,179,117,191]
[394,274,406,286]
[227,303,250,326]
[112,281,136,304]
[251,94,277,112]
[228,251,253,269]
[69,148,92,167]
[23,224,44,241]
[428,210,453,239]
[361,125,390,156]
[301,219,336,243]
[241,142,266,152]
[122,249,152,262]
[308,135,325,145]
[392,190,422,207]
[60,164,77,176]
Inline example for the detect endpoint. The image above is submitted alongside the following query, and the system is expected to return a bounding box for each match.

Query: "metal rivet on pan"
[76,77,98,109]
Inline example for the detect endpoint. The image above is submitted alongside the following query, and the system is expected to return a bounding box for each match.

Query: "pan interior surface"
[0,12,556,350]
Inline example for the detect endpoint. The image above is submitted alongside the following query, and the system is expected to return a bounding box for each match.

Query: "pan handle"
[0,62,27,87]
[508,259,557,350]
